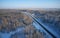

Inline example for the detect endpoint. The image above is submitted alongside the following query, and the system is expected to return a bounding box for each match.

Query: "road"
[22,12,60,38]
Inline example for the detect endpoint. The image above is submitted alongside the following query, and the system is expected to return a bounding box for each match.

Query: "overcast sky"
[0,0,60,9]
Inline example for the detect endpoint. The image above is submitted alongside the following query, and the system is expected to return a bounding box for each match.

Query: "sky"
[0,0,60,9]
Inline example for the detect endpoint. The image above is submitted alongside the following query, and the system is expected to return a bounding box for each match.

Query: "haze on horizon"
[0,0,60,9]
